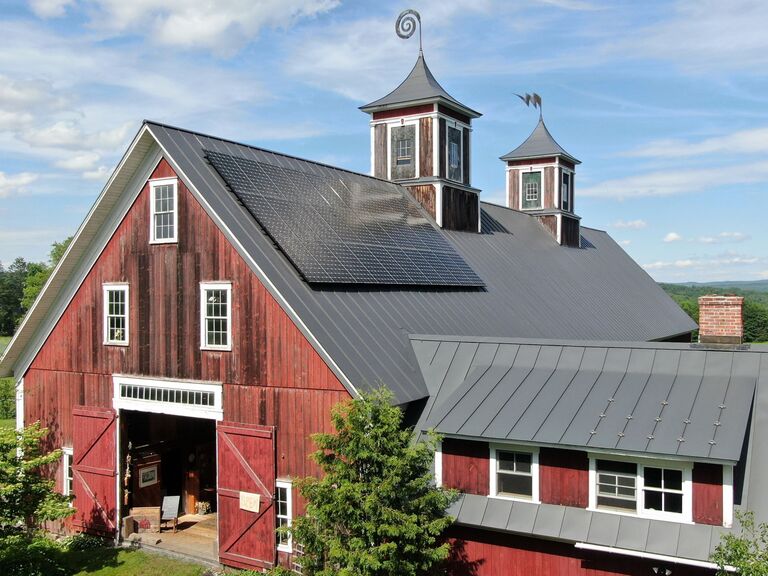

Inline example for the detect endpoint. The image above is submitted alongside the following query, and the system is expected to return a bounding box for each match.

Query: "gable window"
[150,178,178,243]
[62,447,74,504]
[490,445,539,501]
[521,171,542,209]
[447,126,462,182]
[276,480,293,553]
[561,171,571,212]
[200,282,232,351]
[590,457,691,522]
[396,138,413,165]
[103,284,129,345]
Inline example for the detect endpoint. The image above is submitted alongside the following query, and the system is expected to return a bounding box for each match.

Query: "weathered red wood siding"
[442,439,489,495]
[372,103,434,120]
[24,158,350,486]
[693,463,723,526]
[447,526,709,576]
[539,448,589,508]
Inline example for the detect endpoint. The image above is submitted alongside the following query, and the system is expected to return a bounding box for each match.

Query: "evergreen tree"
[287,388,456,576]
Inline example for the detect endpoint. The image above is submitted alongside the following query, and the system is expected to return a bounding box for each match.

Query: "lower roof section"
[449,493,729,565]
[415,336,766,462]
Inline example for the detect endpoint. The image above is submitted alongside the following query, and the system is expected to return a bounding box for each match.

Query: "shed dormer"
[360,52,482,232]
[502,119,582,247]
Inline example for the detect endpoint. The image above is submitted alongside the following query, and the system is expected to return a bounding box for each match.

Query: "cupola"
[360,10,482,232]
[502,117,582,247]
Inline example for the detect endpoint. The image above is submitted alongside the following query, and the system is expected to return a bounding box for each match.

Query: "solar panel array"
[205,150,484,287]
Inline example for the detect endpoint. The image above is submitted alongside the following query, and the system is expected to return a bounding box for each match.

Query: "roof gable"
[501,118,580,164]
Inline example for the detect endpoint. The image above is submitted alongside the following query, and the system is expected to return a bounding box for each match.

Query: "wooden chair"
[160,495,180,533]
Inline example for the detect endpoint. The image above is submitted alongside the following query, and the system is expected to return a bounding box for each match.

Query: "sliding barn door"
[72,406,117,536]
[217,421,276,570]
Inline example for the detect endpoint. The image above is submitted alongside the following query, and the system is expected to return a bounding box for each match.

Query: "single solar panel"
[205,150,484,287]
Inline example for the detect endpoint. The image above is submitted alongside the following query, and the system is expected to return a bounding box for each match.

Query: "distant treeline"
[660,283,768,343]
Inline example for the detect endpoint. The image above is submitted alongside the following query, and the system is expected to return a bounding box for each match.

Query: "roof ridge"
[144,119,398,186]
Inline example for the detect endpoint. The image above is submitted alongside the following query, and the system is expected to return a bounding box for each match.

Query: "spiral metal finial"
[396,9,422,51]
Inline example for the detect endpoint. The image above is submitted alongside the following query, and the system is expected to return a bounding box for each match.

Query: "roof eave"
[360,96,482,119]
[499,151,581,165]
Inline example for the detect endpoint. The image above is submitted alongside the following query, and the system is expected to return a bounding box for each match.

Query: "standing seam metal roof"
[414,336,762,461]
[500,118,580,164]
[144,121,696,404]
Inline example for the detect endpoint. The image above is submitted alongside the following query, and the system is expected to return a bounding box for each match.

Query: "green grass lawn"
[62,548,209,576]
[0,418,14,429]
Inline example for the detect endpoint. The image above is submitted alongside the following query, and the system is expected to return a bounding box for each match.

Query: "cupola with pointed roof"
[361,45,482,232]
[502,117,582,247]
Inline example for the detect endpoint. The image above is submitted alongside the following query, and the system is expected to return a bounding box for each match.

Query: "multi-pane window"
[103,284,129,345]
[493,448,537,500]
[200,282,232,350]
[396,138,413,165]
[276,480,293,552]
[521,172,542,209]
[62,447,74,505]
[150,178,178,243]
[596,460,637,511]
[562,171,571,212]
[592,458,691,521]
[644,467,683,514]
[447,126,462,181]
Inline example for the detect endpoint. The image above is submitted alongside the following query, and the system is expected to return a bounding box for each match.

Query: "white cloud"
[28,0,75,18]
[627,126,768,159]
[618,239,631,246]
[612,219,647,230]
[617,0,768,72]
[697,232,750,244]
[54,152,101,171]
[19,120,131,152]
[82,166,111,181]
[579,160,768,198]
[86,0,341,55]
[0,171,38,198]
[644,254,761,271]
[759,271,768,279]
[663,232,682,243]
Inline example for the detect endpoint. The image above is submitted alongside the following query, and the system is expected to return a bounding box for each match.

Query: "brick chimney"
[698,295,744,345]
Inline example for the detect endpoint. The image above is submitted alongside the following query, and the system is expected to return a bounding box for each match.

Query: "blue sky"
[1,0,766,283]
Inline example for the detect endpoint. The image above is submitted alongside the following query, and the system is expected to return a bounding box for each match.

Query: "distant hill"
[673,280,768,292]
[659,282,768,343]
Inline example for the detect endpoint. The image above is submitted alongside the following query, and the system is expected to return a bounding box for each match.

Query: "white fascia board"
[144,125,359,399]
[3,125,162,379]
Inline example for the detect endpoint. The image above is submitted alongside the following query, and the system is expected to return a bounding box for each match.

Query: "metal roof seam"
[708,352,736,459]
[506,346,564,439]
[532,347,586,440]
[676,352,714,456]
[486,346,538,438]
[644,349,683,453]
[616,349,657,450]
[557,347,611,445]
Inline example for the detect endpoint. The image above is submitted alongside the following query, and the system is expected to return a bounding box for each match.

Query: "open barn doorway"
[113,376,222,563]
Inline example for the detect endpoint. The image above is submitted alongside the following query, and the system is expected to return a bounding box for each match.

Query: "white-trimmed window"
[521,171,542,210]
[276,480,293,553]
[447,125,463,182]
[150,178,178,243]
[200,282,232,351]
[396,138,413,165]
[62,447,74,504]
[103,284,129,345]
[490,445,539,501]
[561,171,572,212]
[590,457,692,522]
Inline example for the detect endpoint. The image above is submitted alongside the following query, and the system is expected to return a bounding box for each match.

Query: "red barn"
[3,40,765,576]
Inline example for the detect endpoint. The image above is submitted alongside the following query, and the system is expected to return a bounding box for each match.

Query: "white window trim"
[519,169,544,210]
[112,374,224,420]
[62,447,74,504]
[434,441,443,488]
[588,455,693,523]
[15,378,23,431]
[276,479,293,553]
[723,464,734,528]
[200,281,232,351]
[489,444,539,503]
[446,124,463,183]
[102,283,129,346]
[149,177,178,244]
[561,168,573,212]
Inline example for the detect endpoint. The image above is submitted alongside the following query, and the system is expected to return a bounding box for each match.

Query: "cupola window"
[390,125,416,179]
[521,172,542,209]
[561,171,572,212]
[396,138,413,166]
[447,126,462,182]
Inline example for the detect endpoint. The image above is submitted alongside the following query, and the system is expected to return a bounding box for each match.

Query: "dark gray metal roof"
[447,494,730,564]
[500,118,580,164]
[128,122,694,404]
[416,337,763,461]
[360,52,481,118]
